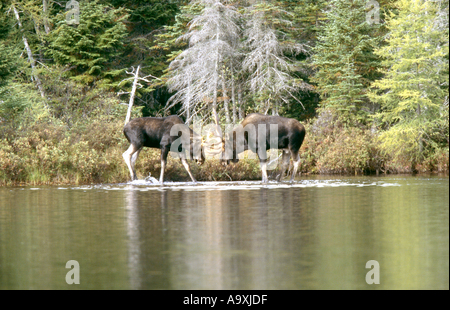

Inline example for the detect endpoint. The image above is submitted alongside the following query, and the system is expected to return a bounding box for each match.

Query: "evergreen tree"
[368,0,449,169]
[106,0,184,77]
[107,0,182,34]
[45,0,129,87]
[283,0,328,44]
[0,1,39,119]
[153,0,204,63]
[0,2,17,88]
[311,0,382,125]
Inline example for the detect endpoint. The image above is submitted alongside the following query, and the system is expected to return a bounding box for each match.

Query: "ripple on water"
[60,179,402,192]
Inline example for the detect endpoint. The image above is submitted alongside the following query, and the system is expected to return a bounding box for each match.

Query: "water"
[0,175,448,290]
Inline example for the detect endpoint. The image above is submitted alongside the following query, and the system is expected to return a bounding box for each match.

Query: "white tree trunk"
[125,65,140,125]
[222,73,231,123]
[212,32,221,126]
[13,5,46,101]
[231,71,237,124]
[238,84,244,119]
[185,75,191,125]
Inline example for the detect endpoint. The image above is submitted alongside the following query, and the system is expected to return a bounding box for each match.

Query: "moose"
[123,115,204,184]
[221,113,306,183]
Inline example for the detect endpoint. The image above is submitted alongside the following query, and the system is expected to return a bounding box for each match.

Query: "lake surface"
[0,175,448,290]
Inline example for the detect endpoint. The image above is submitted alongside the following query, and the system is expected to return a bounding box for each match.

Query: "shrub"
[299,119,384,175]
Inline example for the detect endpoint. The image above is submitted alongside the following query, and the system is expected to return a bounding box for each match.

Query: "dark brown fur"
[123,116,204,183]
[223,113,306,182]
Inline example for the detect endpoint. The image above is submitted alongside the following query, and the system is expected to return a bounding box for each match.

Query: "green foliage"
[152,0,204,69]
[0,44,16,88]
[104,0,184,79]
[284,0,328,43]
[37,65,127,126]
[107,0,183,30]
[311,0,383,125]
[370,0,448,122]
[299,119,383,174]
[45,0,129,87]
[369,0,449,169]
[0,0,449,185]
[0,4,17,87]
[0,3,27,120]
[0,95,133,185]
[376,103,449,173]
[0,83,31,121]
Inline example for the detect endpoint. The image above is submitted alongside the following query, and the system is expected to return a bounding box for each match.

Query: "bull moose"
[221,113,306,182]
[123,115,204,184]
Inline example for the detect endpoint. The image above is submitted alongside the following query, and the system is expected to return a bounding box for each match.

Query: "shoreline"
[2,171,448,187]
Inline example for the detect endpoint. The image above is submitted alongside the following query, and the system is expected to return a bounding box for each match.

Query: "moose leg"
[131,147,142,176]
[181,158,197,183]
[123,144,140,180]
[290,151,301,183]
[277,150,291,182]
[258,158,269,183]
[159,147,169,184]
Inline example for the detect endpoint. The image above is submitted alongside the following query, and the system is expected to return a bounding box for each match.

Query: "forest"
[0,0,448,185]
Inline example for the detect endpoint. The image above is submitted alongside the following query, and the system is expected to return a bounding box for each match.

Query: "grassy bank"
[0,85,448,186]
[0,115,264,185]
[1,114,448,186]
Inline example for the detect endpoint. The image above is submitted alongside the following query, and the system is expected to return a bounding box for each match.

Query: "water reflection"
[120,177,448,290]
[125,188,140,290]
[0,176,448,289]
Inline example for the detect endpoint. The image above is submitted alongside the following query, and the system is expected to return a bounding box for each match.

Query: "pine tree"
[0,2,16,88]
[284,0,328,44]
[311,0,382,125]
[0,1,36,120]
[45,0,129,87]
[368,0,449,169]
[107,0,182,33]
[107,0,184,77]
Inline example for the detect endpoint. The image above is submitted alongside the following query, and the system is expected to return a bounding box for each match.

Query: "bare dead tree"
[166,0,241,126]
[242,1,309,114]
[118,65,161,125]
